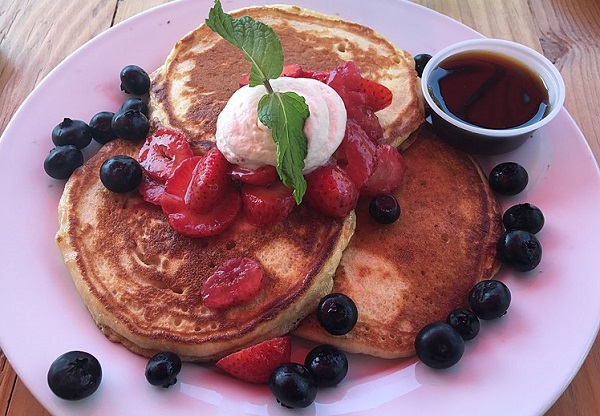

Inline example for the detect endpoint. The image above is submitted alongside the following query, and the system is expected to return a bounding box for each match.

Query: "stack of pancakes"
[56,5,502,361]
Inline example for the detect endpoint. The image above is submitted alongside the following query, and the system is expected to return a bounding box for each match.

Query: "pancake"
[56,139,355,362]
[149,5,424,151]
[294,126,503,358]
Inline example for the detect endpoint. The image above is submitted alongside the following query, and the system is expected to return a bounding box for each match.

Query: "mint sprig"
[206,0,309,204]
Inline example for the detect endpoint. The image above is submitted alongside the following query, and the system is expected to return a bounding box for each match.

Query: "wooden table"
[1,0,598,414]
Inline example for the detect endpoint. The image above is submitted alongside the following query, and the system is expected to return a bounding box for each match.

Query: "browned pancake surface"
[150,5,424,150]
[294,127,503,358]
[56,139,355,361]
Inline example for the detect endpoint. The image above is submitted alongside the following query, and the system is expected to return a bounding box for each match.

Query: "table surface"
[1,0,599,414]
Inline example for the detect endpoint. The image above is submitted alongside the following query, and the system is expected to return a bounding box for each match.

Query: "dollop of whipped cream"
[216,77,347,173]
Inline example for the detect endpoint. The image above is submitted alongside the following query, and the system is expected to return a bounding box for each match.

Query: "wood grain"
[0,1,598,415]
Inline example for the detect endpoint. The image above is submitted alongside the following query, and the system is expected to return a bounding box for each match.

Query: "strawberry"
[241,180,295,226]
[184,147,233,212]
[215,336,292,384]
[202,257,264,309]
[334,120,377,189]
[359,77,393,112]
[361,144,406,196]
[230,164,278,186]
[139,128,194,183]
[160,157,241,237]
[304,164,359,218]
[138,174,165,206]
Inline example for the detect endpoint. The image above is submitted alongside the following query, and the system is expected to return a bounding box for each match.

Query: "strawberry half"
[230,164,278,186]
[202,257,264,309]
[361,144,406,196]
[215,336,292,384]
[334,120,377,189]
[359,77,393,112]
[304,164,359,219]
[185,147,233,212]
[160,157,241,237]
[138,174,165,206]
[240,180,295,226]
[139,128,194,183]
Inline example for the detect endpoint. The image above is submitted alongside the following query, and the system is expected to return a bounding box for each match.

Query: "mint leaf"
[205,0,283,87]
[258,92,309,204]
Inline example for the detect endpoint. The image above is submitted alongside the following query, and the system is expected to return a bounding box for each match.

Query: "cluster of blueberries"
[414,161,544,369]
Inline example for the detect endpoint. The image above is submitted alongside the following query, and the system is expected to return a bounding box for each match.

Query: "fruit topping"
[369,193,401,224]
[216,336,291,384]
[446,308,480,341]
[414,322,465,369]
[488,162,529,195]
[304,164,359,219]
[47,351,102,400]
[413,53,432,78]
[89,111,117,144]
[201,257,263,309]
[241,180,295,226]
[52,118,92,149]
[361,144,405,196]
[119,64,151,95]
[185,147,233,212]
[138,175,166,205]
[468,280,511,320]
[111,109,149,142]
[120,97,149,117]
[503,203,545,234]
[304,344,348,387]
[496,229,542,272]
[145,351,182,388]
[230,164,278,186]
[317,293,358,336]
[269,362,317,408]
[43,145,84,180]
[334,120,377,189]
[139,127,195,183]
[100,155,142,193]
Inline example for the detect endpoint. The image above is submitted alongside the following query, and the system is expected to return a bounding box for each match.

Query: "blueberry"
[269,363,317,408]
[44,145,84,179]
[304,344,348,387]
[468,280,511,320]
[120,97,149,117]
[145,351,182,388]
[503,203,545,234]
[496,229,542,272]
[488,162,528,195]
[446,308,480,341]
[111,109,149,142]
[414,53,432,78]
[369,193,400,224]
[47,351,102,400]
[51,118,92,149]
[99,155,142,193]
[89,111,117,144]
[414,322,464,369]
[317,293,358,336]
[120,65,151,95]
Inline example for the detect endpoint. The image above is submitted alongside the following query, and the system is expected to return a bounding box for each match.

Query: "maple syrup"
[427,51,549,130]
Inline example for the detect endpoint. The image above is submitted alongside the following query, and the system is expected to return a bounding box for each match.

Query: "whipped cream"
[215,77,347,173]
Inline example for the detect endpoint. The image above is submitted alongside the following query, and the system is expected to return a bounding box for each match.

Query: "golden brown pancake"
[149,5,424,151]
[56,139,355,362]
[294,126,503,358]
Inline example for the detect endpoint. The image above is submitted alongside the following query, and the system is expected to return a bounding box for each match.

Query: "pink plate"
[1,1,599,415]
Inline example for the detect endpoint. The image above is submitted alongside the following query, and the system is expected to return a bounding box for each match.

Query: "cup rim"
[421,38,566,138]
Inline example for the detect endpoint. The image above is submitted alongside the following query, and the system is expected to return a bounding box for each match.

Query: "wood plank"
[0,352,17,415]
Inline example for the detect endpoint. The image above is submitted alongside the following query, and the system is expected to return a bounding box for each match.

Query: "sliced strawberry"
[160,157,241,237]
[304,164,359,218]
[359,77,393,112]
[215,336,291,384]
[184,147,233,212]
[138,174,165,205]
[230,164,278,186]
[139,128,194,183]
[202,257,264,310]
[361,144,405,196]
[240,181,295,227]
[334,120,377,189]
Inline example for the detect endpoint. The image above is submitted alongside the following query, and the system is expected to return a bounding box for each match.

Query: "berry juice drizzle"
[427,51,549,130]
